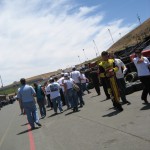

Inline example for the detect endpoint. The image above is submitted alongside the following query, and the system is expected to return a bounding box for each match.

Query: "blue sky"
[0,0,149,85]
[75,0,149,24]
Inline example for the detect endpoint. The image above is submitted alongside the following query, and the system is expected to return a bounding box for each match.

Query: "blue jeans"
[22,101,39,128]
[76,83,84,106]
[52,96,63,113]
[81,83,89,92]
[66,89,78,108]
[64,92,70,109]
[37,99,46,117]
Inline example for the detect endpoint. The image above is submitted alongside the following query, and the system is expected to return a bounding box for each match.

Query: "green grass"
[0,87,18,95]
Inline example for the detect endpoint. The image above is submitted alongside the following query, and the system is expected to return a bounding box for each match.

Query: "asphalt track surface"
[0,88,150,150]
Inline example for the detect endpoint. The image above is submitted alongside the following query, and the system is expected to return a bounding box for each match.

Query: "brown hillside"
[107,18,150,52]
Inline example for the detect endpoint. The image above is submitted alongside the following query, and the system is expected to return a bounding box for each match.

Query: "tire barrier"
[125,80,143,95]
[125,83,134,95]
[131,80,143,92]
[125,72,138,83]
[0,98,16,110]
[126,62,137,73]
[87,82,94,89]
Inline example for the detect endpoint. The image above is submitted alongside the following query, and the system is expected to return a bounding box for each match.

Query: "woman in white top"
[133,49,150,104]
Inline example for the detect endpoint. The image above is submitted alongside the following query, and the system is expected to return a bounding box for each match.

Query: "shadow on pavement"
[108,107,115,110]
[100,99,110,102]
[17,127,39,135]
[102,110,122,117]
[91,95,99,98]
[47,113,58,118]
[140,103,150,110]
[65,110,80,116]
[47,109,53,111]
[21,123,29,126]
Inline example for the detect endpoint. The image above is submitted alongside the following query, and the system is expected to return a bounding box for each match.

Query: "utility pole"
[0,75,4,88]
[108,28,115,44]
[94,46,98,57]
[119,33,122,38]
[82,49,88,61]
[137,14,141,25]
[93,40,100,56]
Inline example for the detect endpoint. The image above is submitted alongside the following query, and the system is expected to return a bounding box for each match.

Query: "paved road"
[0,89,150,150]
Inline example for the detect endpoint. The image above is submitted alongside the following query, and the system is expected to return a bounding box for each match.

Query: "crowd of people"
[17,49,150,130]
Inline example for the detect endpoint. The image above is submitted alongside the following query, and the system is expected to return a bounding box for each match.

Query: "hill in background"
[107,18,150,52]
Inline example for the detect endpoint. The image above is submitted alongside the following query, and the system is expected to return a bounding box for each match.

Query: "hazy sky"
[0,0,149,85]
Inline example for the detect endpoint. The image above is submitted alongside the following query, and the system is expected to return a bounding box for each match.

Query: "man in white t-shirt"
[80,69,90,94]
[109,52,131,105]
[70,67,85,107]
[133,49,150,104]
[45,81,53,109]
[63,73,78,112]
[47,78,63,114]
[57,73,66,106]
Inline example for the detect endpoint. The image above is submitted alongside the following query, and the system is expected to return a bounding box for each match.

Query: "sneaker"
[41,115,46,119]
[118,107,124,111]
[35,122,42,127]
[123,100,131,105]
[31,126,36,130]
[126,100,131,105]
[106,97,110,100]
[82,101,85,105]
[79,105,83,108]
[143,99,149,104]
[88,91,91,94]
[116,103,124,111]
[75,107,78,112]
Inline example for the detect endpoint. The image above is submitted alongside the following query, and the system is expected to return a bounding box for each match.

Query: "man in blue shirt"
[17,78,41,129]
[34,83,46,118]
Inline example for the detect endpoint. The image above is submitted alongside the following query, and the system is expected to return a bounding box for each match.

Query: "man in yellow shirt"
[99,51,123,111]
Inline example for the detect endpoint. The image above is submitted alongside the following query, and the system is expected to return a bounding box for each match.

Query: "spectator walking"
[80,69,91,94]
[57,73,66,106]
[63,73,78,112]
[70,67,85,107]
[17,78,41,130]
[133,49,150,104]
[45,81,53,109]
[47,78,63,114]
[34,83,46,118]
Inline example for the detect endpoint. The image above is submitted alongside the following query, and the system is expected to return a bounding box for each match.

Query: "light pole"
[82,49,88,61]
[94,46,98,57]
[0,75,3,88]
[119,33,122,38]
[93,40,100,56]
[108,28,115,44]
[137,14,141,25]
